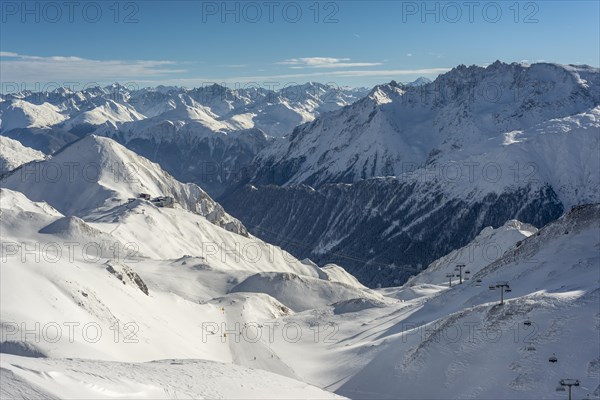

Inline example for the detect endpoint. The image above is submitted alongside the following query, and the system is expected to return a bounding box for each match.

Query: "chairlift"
[489,285,496,290]
[505,288,512,293]
[464,277,470,281]
[555,386,566,392]
[549,354,558,363]
[465,270,471,274]
[476,279,482,283]
[526,345,536,351]
[524,320,532,326]
[475,281,481,287]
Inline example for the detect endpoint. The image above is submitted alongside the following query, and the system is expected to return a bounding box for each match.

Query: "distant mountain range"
[1,63,598,287]
[0,82,373,195]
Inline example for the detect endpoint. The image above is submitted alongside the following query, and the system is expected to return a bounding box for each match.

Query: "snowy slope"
[406,220,538,287]
[0,135,46,174]
[230,272,384,311]
[322,263,369,289]
[1,355,344,400]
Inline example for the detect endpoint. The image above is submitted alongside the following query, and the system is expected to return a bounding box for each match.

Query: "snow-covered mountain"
[0,135,46,176]
[222,62,600,286]
[251,62,599,192]
[0,100,66,132]
[1,135,246,234]
[0,83,369,195]
[404,76,433,87]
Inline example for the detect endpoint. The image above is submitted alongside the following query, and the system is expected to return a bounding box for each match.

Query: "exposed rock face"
[106,262,149,296]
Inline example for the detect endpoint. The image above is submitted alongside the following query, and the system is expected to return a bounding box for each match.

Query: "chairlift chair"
[526,345,536,351]
[549,354,558,363]
[489,285,496,290]
[556,386,566,392]
[524,320,532,326]
[505,288,512,293]
[560,379,580,387]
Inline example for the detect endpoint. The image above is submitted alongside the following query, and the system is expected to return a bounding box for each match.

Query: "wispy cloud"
[276,57,383,69]
[137,68,450,87]
[0,52,185,83]
[220,64,249,68]
[0,51,449,88]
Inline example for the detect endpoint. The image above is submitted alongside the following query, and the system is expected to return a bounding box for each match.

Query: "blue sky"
[1,1,599,90]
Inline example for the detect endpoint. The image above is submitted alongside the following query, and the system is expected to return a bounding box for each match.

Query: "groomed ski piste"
[1,136,599,399]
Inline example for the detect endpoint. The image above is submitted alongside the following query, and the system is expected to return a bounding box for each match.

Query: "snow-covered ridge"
[0,100,66,132]
[0,135,46,175]
[0,135,246,234]
[406,219,538,287]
